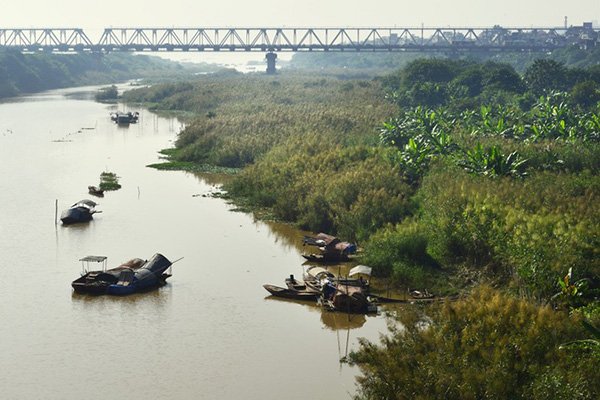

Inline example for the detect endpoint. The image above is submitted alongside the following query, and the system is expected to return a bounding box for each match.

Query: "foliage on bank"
[290,45,600,73]
[127,58,599,397]
[128,62,599,300]
[348,286,600,400]
[124,74,396,168]
[0,49,202,99]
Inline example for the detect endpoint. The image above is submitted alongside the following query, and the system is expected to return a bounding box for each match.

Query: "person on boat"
[322,279,336,300]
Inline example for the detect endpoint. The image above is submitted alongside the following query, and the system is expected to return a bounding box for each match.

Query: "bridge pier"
[265,52,277,74]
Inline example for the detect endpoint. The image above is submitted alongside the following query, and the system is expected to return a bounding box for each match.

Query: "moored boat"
[106,253,174,295]
[303,265,377,314]
[110,111,139,125]
[72,256,146,294]
[302,253,351,263]
[302,233,357,263]
[263,284,320,301]
[321,281,377,314]
[60,199,99,224]
[72,253,177,295]
[88,185,104,197]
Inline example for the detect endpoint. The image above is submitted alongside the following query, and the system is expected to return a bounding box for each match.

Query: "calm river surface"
[0,85,392,399]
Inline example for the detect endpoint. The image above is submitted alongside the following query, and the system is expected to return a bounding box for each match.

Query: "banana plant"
[399,137,434,184]
[458,144,528,178]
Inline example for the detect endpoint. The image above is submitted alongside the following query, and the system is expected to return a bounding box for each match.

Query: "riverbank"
[0,50,217,99]
[94,60,600,399]
[125,65,599,296]
[120,62,599,397]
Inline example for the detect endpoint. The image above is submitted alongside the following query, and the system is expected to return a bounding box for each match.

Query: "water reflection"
[71,285,172,308]
[264,295,369,331]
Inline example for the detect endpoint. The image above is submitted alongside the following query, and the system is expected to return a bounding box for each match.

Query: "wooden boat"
[285,275,320,293]
[87,185,104,197]
[302,266,368,292]
[321,281,377,314]
[303,266,335,292]
[72,256,145,294]
[302,265,376,314]
[302,253,350,263]
[302,233,357,263]
[110,111,139,125]
[72,253,175,295]
[106,253,173,295]
[263,284,320,301]
[60,199,99,224]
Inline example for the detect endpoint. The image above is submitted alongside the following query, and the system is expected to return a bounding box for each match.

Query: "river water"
[0,85,392,399]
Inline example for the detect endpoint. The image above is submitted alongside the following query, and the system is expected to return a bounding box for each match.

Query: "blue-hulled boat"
[106,253,173,295]
[60,199,100,224]
[72,253,177,295]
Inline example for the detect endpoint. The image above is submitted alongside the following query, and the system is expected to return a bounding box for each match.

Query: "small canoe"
[263,284,320,301]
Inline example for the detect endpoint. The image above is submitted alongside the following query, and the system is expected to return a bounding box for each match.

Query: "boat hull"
[60,209,93,224]
[263,284,320,301]
[302,253,350,263]
[71,254,172,296]
[105,254,173,295]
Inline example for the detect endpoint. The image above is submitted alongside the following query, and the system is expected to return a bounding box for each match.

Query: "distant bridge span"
[1,26,598,72]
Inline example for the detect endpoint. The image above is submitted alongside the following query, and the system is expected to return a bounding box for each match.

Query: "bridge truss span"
[0,26,598,53]
[93,26,586,52]
[0,28,93,51]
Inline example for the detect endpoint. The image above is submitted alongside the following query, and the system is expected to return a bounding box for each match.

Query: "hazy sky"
[1,0,598,33]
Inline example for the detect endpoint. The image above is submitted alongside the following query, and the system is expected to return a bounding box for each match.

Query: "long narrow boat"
[263,284,320,301]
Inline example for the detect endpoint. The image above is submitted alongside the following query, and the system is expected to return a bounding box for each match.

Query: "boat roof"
[303,233,339,246]
[79,255,107,262]
[73,199,97,206]
[306,266,334,279]
[349,265,372,277]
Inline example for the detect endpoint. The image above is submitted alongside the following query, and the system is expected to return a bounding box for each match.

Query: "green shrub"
[348,286,599,400]
[360,220,439,289]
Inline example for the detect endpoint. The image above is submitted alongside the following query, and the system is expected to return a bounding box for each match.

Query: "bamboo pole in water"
[54,199,58,226]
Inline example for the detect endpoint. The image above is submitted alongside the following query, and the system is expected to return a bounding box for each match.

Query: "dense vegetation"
[290,45,600,73]
[95,85,118,101]
[348,286,600,400]
[124,57,599,398]
[0,49,210,99]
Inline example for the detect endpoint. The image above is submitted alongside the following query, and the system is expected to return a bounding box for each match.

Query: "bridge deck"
[0,26,598,53]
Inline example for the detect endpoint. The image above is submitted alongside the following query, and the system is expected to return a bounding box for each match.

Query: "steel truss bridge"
[0,26,597,53]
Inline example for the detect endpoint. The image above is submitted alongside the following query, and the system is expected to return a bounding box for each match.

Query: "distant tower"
[564,16,568,29]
